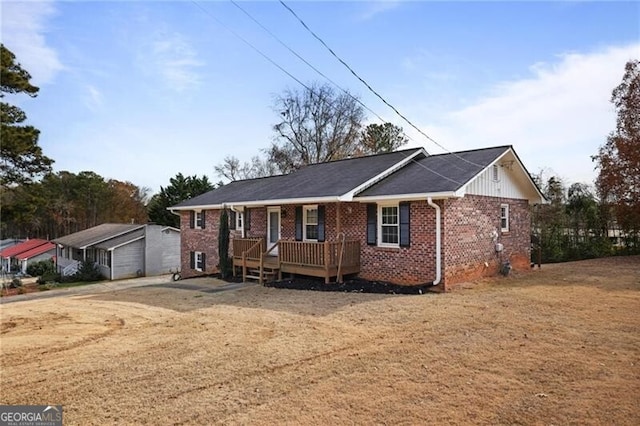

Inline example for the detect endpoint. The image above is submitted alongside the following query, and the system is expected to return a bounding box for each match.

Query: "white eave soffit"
[354,191,459,203]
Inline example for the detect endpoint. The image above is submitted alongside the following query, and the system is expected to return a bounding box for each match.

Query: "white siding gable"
[463,149,543,203]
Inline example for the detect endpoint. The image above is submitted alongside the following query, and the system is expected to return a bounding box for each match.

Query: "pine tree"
[1,44,53,186]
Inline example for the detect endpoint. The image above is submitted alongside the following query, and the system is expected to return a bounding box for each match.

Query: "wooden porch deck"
[232,238,361,284]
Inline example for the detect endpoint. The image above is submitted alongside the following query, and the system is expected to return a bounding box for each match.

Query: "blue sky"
[2,1,639,194]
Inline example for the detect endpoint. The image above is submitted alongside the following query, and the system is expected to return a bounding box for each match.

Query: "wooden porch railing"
[232,238,361,284]
[232,238,264,261]
[232,238,262,283]
[279,240,360,283]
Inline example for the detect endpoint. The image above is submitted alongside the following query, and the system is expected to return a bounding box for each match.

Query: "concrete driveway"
[0,275,255,305]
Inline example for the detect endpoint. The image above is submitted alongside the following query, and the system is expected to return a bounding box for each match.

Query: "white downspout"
[427,197,441,286]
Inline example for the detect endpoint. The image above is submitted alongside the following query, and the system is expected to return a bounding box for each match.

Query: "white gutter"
[168,195,339,211]
[427,197,441,286]
[354,191,459,203]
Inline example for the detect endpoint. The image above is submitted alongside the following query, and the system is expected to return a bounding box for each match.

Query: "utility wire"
[191,1,313,94]
[228,0,423,150]
[278,0,486,171]
[191,1,463,185]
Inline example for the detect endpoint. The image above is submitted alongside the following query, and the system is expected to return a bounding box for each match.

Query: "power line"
[228,0,423,150]
[278,0,485,171]
[190,1,464,185]
[190,1,314,94]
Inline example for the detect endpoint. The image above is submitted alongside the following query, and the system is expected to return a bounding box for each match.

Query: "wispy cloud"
[83,84,104,111]
[1,0,64,86]
[140,31,203,93]
[357,0,402,21]
[405,43,640,184]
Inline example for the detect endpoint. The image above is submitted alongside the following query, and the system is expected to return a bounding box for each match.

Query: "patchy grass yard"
[1,257,638,425]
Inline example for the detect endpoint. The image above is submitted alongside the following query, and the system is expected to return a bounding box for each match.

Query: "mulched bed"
[265,276,433,295]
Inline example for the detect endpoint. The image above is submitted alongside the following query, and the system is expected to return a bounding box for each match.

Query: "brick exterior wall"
[340,201,438,284]
[179,195,530,287]
[180,210,221,279]
[442,195,531,288]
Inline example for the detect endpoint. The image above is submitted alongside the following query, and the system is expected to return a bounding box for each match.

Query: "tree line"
[532,176,638,263]
[536,59,639,261]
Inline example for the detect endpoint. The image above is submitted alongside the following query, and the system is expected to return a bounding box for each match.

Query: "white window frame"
[194,211,204,229]
[500,204,509,232]
[378,203,400,248]
[303,205,319,241]
[492,164,499,182]
[98,249,110,267]
[194,251,204,271]
[235,212,243,231]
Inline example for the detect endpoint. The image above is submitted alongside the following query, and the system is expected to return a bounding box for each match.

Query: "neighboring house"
[54,223,180,280]
[170,146,545,291]
[0,239,55,274]
[0,239,24,253]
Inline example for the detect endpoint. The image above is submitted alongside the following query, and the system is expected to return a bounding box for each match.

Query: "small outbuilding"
[54,223,180,280]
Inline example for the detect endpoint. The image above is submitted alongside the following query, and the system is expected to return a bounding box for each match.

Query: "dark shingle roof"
[94,228,145,250]
[357,146,510,197]
[53,224,145,248]
[173,148,422,207]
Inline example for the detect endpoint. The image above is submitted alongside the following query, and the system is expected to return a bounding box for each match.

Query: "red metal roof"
[0,239,51,258]
[16,242,56,260]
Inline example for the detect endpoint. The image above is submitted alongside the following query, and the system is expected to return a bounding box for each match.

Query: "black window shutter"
[366,204,377,246]
[317,205,326,242]
[190,211,195,229]
[399,202,411,247]
[229,211,236,230]
[201,253,206,271]
[295,206,303,241]
[245,209,251,231]
[201,211,206,229]
[190,251,195,269]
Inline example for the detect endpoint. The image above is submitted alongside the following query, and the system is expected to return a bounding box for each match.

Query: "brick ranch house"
[170,146,545,291]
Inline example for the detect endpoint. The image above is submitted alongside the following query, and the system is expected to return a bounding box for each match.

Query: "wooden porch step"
[244,267,280,284]
[245,275,262,280]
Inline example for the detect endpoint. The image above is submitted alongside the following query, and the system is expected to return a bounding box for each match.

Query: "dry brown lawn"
[1,256,639,425]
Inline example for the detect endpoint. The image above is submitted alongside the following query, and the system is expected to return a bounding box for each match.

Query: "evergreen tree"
[218,209,231,279]
[1,44,53,186]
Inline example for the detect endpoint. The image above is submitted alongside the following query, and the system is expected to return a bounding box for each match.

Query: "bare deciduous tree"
[214,155,277,182]
[268,82,365,173]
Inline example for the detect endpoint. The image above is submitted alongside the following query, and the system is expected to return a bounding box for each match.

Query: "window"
[304,206,318,241]
[500,204,509,232]
[379,205,399,246]
[194,251,204,271]
[98,250,111,267]
[236,212,243,231]
[194,211,203,229]
[492,164,499,181]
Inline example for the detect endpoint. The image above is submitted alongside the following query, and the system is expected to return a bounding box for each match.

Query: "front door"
[267,207,281,255]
